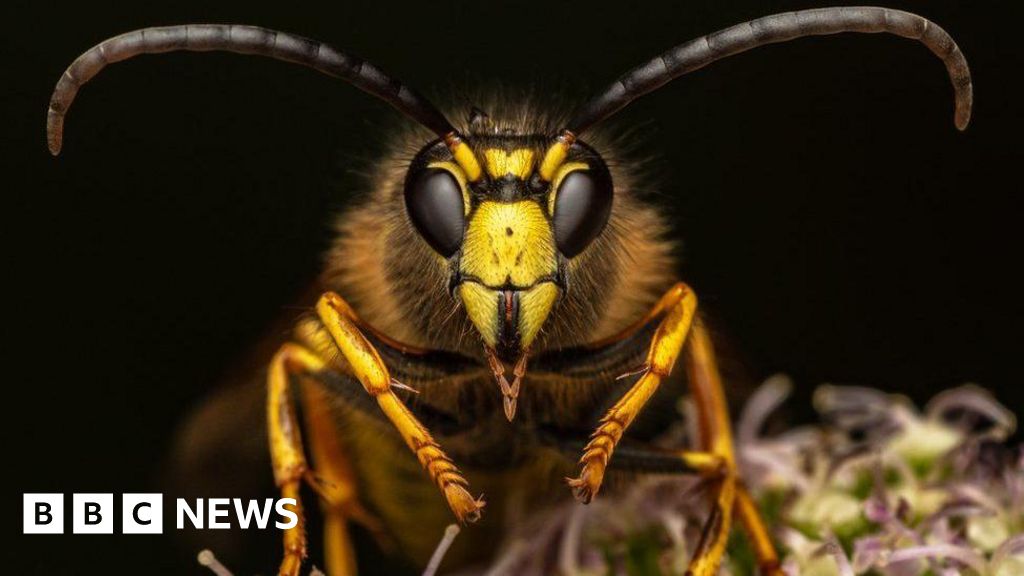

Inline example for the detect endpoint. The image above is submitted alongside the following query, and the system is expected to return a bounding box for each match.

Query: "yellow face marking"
[448,138,483,182]
[460,201,556,287]
[539,138,571,181]
[458,200,560,348]
[458,281,559,349]
[546,161,589,215]
[518,282,559,347]
[427,160,471,215]
[458,282,499,347]
[483,148,535,180]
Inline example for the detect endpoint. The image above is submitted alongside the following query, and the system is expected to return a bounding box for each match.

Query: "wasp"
[47,6,971,575]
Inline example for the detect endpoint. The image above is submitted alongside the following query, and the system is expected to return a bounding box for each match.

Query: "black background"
[3,0,1021,574]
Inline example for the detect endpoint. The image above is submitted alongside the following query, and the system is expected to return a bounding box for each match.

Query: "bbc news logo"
[23,494,298,534]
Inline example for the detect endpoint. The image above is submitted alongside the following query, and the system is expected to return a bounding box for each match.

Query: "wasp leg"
[674,319,736,576]
[549,437,780,575]
[567,283,698,502]
[735,482,783,576]
[683,321,781,576]
[314,292,485,524]
[267,343,329,576]
[266,340,432,576]
[302,382,388,576]
[564,282,781,576]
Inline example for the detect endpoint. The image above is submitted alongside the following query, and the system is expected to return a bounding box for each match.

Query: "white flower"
[885,415,962,468]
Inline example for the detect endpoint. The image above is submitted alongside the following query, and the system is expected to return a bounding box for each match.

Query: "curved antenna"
[46,24,456,155]
[567,6,972,135]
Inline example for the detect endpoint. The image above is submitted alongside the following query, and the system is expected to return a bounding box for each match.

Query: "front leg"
[565,283,724,575]
[567,282,697,501]
[564,281,780,576]
[314,292,485,523]
[267,292,484,576]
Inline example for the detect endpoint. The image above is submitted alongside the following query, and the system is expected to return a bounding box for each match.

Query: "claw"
[566,475,595,503]
[443,482,486,524]
[566,459,606,504]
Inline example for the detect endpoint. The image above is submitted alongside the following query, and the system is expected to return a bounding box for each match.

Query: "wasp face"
[404,132,613,358]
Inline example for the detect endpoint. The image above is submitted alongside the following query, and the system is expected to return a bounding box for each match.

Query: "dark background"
[3,0,1021,574]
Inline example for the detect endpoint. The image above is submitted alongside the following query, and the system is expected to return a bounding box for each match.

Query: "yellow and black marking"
[457,199,558,350]
[539,129,576,182]
[443,132,483,182]
[482,148,535,180]
[410,135,595,357]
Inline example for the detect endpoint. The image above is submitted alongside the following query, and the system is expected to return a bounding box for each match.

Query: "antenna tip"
[47,108,64,155]
[954,85,972,131]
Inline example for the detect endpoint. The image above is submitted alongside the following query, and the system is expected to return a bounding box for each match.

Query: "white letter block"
[123,493,163,534]
[23,493,63,534]
[73,493,113,534]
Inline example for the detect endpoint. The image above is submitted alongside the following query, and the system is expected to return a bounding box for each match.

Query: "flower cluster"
[474,378,1022,576]
[754,380,1022,576]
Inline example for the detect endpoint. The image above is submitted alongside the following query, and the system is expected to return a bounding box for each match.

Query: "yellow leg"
[267,343,327,576]
[567,283,697,502]
[735,483,784,576]
[685,321,782,575]
[681,321,736,576]
[315,292,484,523]
[568,283,781,575]
[302,383,387,576]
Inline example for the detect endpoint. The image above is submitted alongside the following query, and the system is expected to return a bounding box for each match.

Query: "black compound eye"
[405,168,466,257]
[553,169,613,257]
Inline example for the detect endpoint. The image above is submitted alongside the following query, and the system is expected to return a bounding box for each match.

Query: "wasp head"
[403,120,613,361]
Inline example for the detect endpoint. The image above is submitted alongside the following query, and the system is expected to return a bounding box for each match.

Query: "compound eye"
[405,168,466,257]
[553,169,613,257]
